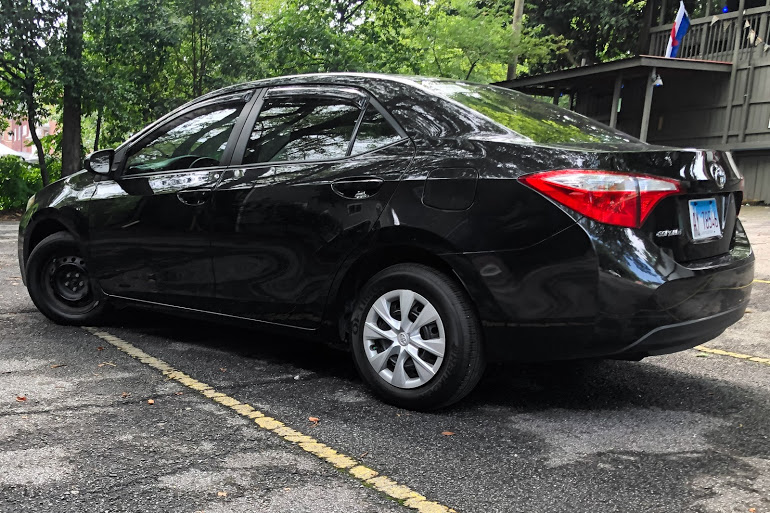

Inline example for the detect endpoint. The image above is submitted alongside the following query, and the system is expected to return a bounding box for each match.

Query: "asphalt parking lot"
[1,206,769,513]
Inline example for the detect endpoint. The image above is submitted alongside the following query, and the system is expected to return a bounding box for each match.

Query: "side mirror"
[85,149,115,176]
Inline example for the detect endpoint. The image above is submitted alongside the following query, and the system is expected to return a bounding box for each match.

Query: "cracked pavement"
[1,206,769,513]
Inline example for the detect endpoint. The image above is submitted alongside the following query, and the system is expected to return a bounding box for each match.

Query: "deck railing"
[648,5,770,61]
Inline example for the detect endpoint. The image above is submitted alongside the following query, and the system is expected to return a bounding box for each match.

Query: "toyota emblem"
[710,163,727,189]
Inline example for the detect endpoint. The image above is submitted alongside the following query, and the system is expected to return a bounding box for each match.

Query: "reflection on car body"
[18,73,754,409]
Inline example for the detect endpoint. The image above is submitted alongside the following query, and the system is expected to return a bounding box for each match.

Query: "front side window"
[125,103,243,175]
[243,96,361,164]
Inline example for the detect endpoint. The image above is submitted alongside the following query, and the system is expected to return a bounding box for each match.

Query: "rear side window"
[351,104,402,155]
[244,96,360,164]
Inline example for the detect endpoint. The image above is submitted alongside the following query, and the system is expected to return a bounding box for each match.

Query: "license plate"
[688,198,721,240]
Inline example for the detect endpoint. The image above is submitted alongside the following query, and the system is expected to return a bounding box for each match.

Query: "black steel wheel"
[350,263,485,410]
[25,232,106,325]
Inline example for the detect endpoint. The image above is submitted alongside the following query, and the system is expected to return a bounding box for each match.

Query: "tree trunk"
[62,82,82,175]
[465,61,477,81]
[93,106,103,152]
[191,1,199,98]
[26,96,49,187]
[636,0,655,55]
[62,0,85,176]
[506,0,525,81]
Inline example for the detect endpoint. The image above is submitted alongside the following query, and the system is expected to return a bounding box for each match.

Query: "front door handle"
[331,178,384,199]
[176,189,212,206]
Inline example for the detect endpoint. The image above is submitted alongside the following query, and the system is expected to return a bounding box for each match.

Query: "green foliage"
[514,24,572,77]
[254,0,413,75]
[405,0,568,82]
[0,156,60,211]
[0,1,62,119]
[2,0,644,183]
[171,0,252,97]
[0,0,63,185]
[81,0,255,150]
[525,0,647,70]
[406,0,512,81]
[82,0,185,148]
[44,156,63,182]
[254,0,567,83]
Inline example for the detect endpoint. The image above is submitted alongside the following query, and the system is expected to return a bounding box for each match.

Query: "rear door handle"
[176,189,212,206]
[331,178,384,199]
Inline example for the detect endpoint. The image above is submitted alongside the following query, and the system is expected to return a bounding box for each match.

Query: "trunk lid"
[603,148,743,263]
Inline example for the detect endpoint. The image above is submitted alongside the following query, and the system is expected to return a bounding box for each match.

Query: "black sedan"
[18,74,754,409]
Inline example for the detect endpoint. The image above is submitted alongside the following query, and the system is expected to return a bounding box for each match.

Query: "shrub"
[0,155,61,211]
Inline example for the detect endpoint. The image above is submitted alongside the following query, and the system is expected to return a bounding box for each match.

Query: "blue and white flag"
[665,1,691,58]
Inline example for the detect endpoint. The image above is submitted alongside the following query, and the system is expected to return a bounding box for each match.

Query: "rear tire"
[25,232,106,325]
[350,264,485,410]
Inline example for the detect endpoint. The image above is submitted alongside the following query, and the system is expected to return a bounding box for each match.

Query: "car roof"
[199,73,426,98]
[117,74,428,150]
[139,73,498,146]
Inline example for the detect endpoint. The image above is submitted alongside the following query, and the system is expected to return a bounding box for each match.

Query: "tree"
[252,0,566,84]
[81,0,254,151]
[82,0,120,151]
[172,0,250,99]
[526,0,647,69]
[255,0,413,76]
[406,0,568,82]
[413,0,518,81]
[82,0,181,149]
[0,0,62,186]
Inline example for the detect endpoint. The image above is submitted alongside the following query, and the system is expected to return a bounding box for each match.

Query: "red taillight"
[519,169,682,229]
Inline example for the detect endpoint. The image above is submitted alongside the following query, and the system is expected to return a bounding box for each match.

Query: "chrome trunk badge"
[710,163,727,189]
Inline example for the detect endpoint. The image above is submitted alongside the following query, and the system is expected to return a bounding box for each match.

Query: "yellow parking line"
[754,279,770,284]
[83,327,456,513]
[694,345,770,366]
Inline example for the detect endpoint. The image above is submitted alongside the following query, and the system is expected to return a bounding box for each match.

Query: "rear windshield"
[416,79,638,146]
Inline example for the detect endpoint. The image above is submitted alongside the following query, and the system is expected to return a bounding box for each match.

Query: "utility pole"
[506,0,525,81]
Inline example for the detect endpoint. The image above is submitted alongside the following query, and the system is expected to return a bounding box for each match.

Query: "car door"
[208,85,414,328]
[87,91,254,308]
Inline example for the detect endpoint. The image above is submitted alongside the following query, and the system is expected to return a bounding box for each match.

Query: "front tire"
[25,232,106,325]
[350,264,485,410]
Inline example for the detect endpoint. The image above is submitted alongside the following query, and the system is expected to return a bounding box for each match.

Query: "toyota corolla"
[18,74,754,409]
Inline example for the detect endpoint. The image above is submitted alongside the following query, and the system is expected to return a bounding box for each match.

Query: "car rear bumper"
[443,219,754,362]
[613,304,747,358]
[590,218,754,360]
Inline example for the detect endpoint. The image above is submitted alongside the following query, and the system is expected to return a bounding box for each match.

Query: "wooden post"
[757,8,769,56]
[659,0,668,26]
[698,1,711,59]
[739,64,755,142]
[640,68,656,142]
[506,0,526,81]
[722,0,747,144]
[610,74,623,129]
[553,88,561,105]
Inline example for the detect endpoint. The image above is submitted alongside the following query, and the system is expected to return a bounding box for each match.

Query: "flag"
[665,1,691,58]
